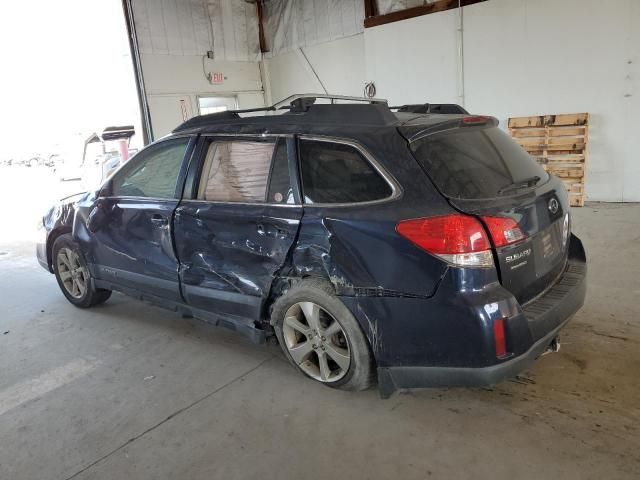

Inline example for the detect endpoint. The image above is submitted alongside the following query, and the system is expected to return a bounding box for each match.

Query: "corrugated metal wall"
[131,0,260,61]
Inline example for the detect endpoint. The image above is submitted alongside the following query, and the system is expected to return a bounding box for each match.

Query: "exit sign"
[209,72,225,85]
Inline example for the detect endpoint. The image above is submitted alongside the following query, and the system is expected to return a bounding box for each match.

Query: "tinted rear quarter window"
[299,140,392,204]
[410,127,548,199]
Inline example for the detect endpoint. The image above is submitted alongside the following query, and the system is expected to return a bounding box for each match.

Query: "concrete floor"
[0,169,639,479]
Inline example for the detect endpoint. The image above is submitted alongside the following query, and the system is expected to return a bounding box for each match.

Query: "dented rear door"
[173,135,302,320]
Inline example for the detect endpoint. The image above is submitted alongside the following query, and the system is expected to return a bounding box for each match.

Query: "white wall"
[141,54,264,138]
[365,0,640,202]
[365,11,460,105]
[263,34,367,103]
[136,0,638,201]
[141,54,263,95]
[131,0,265,140]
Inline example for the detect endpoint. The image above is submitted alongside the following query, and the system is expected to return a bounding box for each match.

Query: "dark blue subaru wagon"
[37,95,587,397]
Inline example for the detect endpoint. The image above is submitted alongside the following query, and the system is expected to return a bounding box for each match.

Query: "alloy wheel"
[56,248,88,299]
[282,301,351,382]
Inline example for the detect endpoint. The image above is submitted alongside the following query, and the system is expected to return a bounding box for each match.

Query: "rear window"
[410,127,548,199]
[299,139,392,204]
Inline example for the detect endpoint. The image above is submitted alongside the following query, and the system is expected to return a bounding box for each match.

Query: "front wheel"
[52,234,111,308]
[271,279,375,391]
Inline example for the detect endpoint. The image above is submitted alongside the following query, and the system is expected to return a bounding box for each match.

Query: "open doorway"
[198,96,238,115]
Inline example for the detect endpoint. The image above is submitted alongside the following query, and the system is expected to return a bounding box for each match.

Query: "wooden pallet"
[508,113,589,207]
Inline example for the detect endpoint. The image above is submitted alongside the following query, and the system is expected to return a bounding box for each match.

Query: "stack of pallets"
[508,113,589,207]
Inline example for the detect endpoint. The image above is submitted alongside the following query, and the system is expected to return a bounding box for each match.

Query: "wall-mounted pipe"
[456,0,466,107]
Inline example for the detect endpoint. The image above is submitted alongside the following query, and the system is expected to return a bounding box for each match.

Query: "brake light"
[396,215,494,268]
[481,216,525,247]
[493,318,507,357]
[462,116,490,125]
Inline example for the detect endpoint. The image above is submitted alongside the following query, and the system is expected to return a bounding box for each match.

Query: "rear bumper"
[377,314,573,398]
[375,234,587,397]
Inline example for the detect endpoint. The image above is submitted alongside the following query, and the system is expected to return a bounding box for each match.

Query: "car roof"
[171,94,471,136]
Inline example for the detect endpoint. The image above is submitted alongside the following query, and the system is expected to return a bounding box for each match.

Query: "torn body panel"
[341,265,511,369]
[286,129,455,295]
[172,201,303,322]
[83,197,182,302]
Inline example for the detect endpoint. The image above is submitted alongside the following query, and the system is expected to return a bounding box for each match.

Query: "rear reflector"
[493,318,507,357]
[481,216,526,247]
[396,215,494,268]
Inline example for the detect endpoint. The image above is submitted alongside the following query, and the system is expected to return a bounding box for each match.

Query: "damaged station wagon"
[37,94,587,397]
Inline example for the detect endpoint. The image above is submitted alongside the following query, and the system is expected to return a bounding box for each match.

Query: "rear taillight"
[481,216,525,247]
[493,318,507,357]
[396,214,494,268]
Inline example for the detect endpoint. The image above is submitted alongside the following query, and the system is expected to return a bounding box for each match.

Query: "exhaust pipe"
[541,336,561,356]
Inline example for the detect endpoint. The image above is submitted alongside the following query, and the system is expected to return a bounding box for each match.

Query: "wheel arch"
[268,276,377,390]
[46,226,72,271]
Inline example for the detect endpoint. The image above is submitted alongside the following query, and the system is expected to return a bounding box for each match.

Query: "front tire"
[52,234,111,308]
[271,279,375,391]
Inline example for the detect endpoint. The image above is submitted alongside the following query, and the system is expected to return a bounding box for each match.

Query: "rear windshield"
[410,127,548,199]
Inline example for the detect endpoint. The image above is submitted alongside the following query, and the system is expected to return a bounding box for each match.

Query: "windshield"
[410,127,548,199]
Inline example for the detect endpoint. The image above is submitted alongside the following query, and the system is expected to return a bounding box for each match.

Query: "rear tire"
[52,234,111,308]
[271,279,375,391]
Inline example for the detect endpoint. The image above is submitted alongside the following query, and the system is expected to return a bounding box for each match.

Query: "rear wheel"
[272,279,374,391]
[52,234,111,308]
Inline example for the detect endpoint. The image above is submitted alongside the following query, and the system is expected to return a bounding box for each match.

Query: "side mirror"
[99,179,113,198]
[86,198,111,233]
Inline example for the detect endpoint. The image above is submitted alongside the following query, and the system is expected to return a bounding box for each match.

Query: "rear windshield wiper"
[497,176,541,195]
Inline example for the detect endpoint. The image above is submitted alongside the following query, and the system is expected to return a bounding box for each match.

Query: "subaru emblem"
[548,198,559,214]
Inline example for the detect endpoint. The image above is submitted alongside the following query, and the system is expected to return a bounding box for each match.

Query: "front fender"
[42,192,94,270]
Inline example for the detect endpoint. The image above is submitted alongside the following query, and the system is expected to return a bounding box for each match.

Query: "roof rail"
[274,93,387,112]
[173,95,475,134]
[173,94,391,132]
[230,93,388,115]
[390,103,469,115]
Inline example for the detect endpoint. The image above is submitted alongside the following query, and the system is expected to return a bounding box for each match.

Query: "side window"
[111,138,189,198]
[267,139,295,204]
[197,139,276,203]
[299,139,392,204]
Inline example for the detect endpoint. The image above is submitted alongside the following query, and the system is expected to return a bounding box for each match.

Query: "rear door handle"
[150,214,169,228]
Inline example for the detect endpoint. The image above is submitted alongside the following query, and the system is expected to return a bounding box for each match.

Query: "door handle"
[150,214,169,228]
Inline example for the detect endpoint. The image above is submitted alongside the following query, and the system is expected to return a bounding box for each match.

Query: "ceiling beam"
[364,0,487,28]
[256,0,269,53]
[364,0,378,18]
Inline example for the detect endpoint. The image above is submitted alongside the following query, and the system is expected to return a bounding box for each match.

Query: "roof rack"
[390,103,469,115]
[232,93,388,114]
[173,94,391,132]
[173,95,471,133]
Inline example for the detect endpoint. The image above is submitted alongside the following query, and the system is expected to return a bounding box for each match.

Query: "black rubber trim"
[93,278,266,344]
